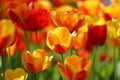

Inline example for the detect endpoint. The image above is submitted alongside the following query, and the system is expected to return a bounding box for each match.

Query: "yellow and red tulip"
[5,68,28,80]
[46,27,76,54]
[77,0,101,16]
[0,19,16,50]
[22,49,52,73]
[58,55,92,80]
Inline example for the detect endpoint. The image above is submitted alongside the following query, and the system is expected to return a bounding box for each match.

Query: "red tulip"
[88,24,107,46]
[23,8,50,31]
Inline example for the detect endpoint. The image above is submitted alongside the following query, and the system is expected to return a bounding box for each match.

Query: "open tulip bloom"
[0,0,120,80]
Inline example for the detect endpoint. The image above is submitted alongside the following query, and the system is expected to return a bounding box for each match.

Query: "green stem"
[90,46,97,80]
[105,44,109,80]
[1,49,6,80]
[34,73,38,80]
[70,49,73,55]
[113,47,116,80]
[6,48,11,69]
[61,54,65,80]
[61,54,64,65]
[20,22,30,50]
[119,47,120,61]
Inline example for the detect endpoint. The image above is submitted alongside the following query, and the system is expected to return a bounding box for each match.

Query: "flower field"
[0,0,120,80]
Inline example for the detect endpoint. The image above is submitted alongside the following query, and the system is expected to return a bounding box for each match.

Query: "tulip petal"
[46,31,59,49]
[57,63,70,80]
[53,27,72,48]
[33,49,47,72]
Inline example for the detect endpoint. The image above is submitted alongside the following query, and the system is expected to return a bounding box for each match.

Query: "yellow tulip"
[5,68,28,80]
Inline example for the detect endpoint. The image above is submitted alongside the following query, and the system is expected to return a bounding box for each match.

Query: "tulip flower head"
[23,8,50,31]
[0,19,16,50]
[52,8,85,32]
[1,0,29,21]
[5,68,28,80]
[22,49,52,73]
[58,55,92,80]
[46,27,76,54]
[88,24,107,46]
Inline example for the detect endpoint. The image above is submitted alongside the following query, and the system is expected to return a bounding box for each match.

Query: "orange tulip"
[22,49,52,73]
[0,19,16,50]
[46,27,76,54]
[52,7,84,32]
[58,55,92,80]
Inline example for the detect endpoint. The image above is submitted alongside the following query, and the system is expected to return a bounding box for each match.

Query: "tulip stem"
[1,49,7,80]
[119,48,120,61]
[90,46,97,80]
[113,47,116,80]
[60,54,65,80]
[30,73,38,80]
[20,22,30,50]
[70,49,73,55]
[61,54,64,65]
[105,44,109,80]
[6,47,11,68]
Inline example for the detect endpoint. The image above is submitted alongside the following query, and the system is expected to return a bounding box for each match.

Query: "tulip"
[88,24,107,46]
[23,8,50,31]
[46,27,76,54]
[52,8,85,32]
[5,68,28,80]
[101,2,120,19]
[1,0,29,21]
[0,19,16,50]
[22,49,52,73]
[58,55,92,80]
[77,0,101,16]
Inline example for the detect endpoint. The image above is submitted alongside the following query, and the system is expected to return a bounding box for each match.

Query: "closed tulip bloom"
[0,19,16,50]
[88,24,107,46]
[22,49,52,73]
[46,27,76,54]
[5,68,28,80]
[58,55,92,80]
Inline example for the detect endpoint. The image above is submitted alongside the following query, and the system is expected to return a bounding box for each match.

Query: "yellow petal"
[5,68,27,80]
[53,27,72,48]
[46,31,59,49]
[33,49,47,72]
